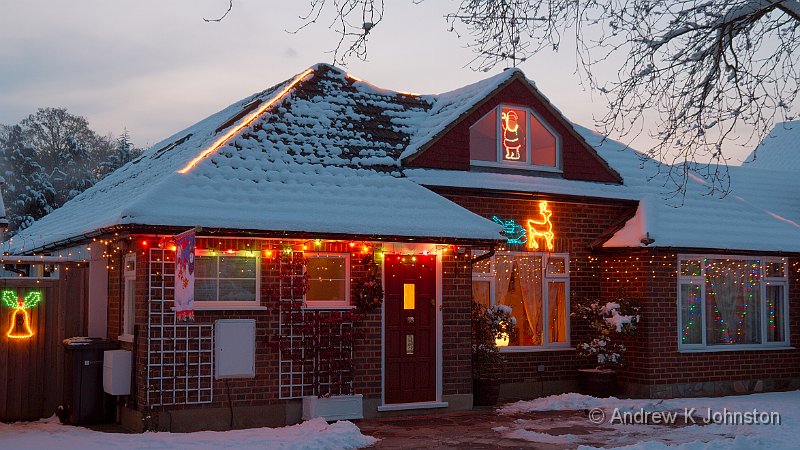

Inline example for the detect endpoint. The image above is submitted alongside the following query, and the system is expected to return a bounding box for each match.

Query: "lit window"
[195,252,259,305]
[120,253,136,341]
[678,256,789,350]
[472,252,570,349]
[469,105,560,171]
[305,254,351,308]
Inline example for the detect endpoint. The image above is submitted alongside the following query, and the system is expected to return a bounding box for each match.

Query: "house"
[4,64,800,431]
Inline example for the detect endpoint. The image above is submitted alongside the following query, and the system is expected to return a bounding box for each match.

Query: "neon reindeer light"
[527,201,555,251]
[2,289,42,339]
[501,109,523,160]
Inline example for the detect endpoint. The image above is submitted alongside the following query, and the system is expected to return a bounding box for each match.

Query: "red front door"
[384,254,436,404]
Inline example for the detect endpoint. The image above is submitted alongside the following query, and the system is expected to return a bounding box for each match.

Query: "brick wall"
[441,192,636,386]
[602,251,800,397]
[105,236,474,418]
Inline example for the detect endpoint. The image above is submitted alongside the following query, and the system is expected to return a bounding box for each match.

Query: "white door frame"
[378,247,445,410]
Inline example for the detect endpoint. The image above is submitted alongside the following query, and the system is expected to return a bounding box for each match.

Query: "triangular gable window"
[469,105,561,172]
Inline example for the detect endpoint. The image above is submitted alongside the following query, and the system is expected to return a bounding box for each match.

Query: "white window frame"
[469,105,563,173]
[472,251,571,352]
[194,250,261,308]
[304,253,352,309]
[120,252,136,343]
[677,254,791,352]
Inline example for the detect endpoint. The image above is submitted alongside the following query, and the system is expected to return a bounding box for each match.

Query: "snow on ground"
[497,390,798,449]
[0,416,377,450]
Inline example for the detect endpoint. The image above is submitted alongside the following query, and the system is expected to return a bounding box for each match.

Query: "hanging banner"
[174,229,196,322]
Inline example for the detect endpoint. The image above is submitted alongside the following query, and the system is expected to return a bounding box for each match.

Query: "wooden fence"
[0,265,88,422]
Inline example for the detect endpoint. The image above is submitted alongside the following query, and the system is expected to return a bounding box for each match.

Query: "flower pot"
[577,369,618,398]
[473,378,501,406]
[302,394,364,421]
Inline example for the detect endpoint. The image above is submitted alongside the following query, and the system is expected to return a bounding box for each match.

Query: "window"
[305,253,351,308]
[469,105,560,171]
[678,255,789,350]
[195,251,260,306]
[121,253,136,341]
[472,252,569,349]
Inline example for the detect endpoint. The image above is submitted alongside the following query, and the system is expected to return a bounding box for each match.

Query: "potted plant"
[471,301,517,406]
[572,297,640,397]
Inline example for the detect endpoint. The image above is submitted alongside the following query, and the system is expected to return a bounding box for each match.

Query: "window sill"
[679,345,795,353]
[499,345,574,353]
[470,160,563,173]
[118,334,134,343]
[170,305,268,311]
[303,305,356,311]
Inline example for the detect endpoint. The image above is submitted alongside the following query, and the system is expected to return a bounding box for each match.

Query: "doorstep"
[377,401,449,412]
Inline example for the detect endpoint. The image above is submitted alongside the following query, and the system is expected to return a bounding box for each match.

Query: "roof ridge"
[176,67,316,174]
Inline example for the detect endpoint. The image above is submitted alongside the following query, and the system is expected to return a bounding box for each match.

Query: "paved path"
[357,409,608,449]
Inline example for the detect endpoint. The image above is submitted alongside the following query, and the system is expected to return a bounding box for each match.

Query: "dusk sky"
[0,1,756,162]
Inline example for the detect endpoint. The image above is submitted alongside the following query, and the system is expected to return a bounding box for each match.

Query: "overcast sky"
[0,1,756,162]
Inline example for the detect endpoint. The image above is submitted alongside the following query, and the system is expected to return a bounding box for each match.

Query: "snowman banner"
[174,229,196,322]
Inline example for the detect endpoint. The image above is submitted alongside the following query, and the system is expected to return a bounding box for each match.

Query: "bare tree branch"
[211,0,800,198]
[204,0,233,23]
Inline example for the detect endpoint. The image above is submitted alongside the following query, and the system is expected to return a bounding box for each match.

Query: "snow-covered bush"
[471,301,517,379]
[572,298,640,370]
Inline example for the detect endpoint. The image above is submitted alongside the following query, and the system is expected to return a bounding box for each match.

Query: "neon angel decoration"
[2,289,43,339]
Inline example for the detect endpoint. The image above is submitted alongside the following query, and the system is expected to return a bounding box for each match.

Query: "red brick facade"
[104,236,476,429]
[101,195,800,428]
[440,191,637,391]
[601,251,800,397]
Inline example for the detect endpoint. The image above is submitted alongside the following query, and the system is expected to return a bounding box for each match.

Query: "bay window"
[472,252,570,349]
[678,255,789,350]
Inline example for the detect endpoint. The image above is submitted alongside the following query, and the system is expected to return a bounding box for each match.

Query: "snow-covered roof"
[397,70,520,160]
[408,122,800,252]
[9,63,800,255]
[574,125,800,252]
[405,168,636,200]
[7,64,504,253]
[742,120,800,170]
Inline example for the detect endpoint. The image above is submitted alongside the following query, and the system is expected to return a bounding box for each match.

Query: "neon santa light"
[527,201,555,251]
[501,109,523,160]
[3,289,42,339]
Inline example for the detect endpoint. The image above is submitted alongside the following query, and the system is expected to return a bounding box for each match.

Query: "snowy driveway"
[360,390,800,449]
[2,391,798,449]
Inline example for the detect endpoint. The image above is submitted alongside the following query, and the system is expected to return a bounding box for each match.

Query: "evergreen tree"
[0,125,55,232]
[51,135,95,206]
[98,128,141,178]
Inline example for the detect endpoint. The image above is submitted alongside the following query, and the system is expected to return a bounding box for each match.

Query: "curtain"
[494,256,514,308]
[706,259,761,344]
[548,281,566,343]
[516,255,543,345]
[472,281,491,308]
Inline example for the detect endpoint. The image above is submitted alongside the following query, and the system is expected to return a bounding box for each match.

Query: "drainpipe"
[0,177,8,244]
[469,244,496,265]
